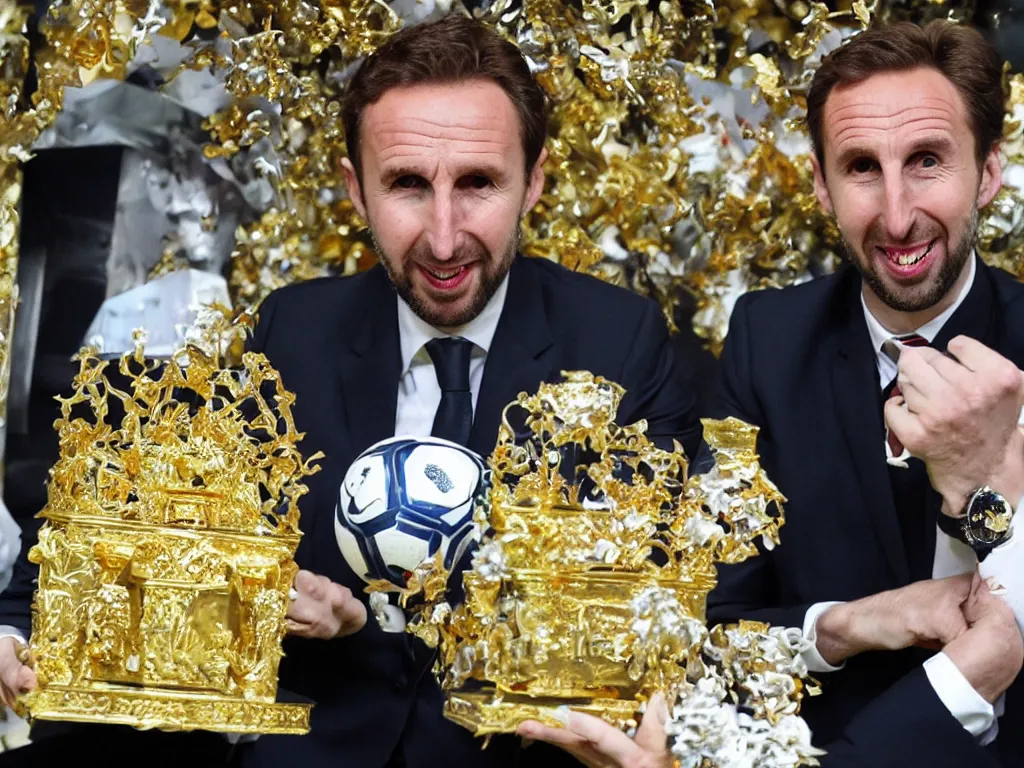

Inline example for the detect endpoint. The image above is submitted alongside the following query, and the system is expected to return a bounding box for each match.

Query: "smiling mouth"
[423,266,466,280]
[417,263,476,291]
[882,241,934,267]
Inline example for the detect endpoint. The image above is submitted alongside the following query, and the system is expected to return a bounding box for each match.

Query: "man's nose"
[881,173,915,242]
[426,192,457,262]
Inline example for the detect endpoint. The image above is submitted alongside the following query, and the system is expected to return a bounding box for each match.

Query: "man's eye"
[394,176,424,189]
[851,158,876,174]
[462,175,491,190]
[920,154,938,169]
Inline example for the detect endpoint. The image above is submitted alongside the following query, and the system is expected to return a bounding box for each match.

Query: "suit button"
[393,676,408,693]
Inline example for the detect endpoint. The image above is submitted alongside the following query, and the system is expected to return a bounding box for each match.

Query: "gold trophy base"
[444,689,641,736]
[22,684,311,735]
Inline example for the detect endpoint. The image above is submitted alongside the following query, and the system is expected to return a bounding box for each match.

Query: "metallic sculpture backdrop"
[3,0,1024,359]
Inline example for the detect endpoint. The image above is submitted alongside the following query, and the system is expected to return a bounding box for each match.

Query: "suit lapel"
[468,258,555,457]
[340,266,402,457]
[830,273,910,585]
[930,257,997,363]
[828,259,1000,586]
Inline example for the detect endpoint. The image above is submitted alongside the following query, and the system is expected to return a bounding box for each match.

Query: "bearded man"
[699,20,1024,768]
[47,14,695,768]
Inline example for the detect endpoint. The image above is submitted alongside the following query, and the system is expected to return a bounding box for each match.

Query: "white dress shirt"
[394,274,508,437]
[802,256,1023,744]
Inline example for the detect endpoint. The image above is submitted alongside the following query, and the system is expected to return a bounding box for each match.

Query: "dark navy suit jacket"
[0,257,699,768]
[705,259,1024,767]
[231,256,701,768]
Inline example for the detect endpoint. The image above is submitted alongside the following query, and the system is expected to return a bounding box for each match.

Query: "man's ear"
[522,147,548,216]
[811,153,833,215]
[341,157,367,220]
[978,145,1002,209]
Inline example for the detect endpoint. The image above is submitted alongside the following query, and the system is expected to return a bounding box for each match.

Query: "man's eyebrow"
[456,163,508,181]
[903,136,956,158]
[378,165,424,186]
[378,162,509,186]
[833,144,872,169]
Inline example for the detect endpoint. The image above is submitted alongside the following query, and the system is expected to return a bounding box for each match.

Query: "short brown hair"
[807,21,1004,169]
[342,14,547,178]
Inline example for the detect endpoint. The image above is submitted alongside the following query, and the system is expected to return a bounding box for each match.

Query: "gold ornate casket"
[372,371,789,737]
[19,322,321,734]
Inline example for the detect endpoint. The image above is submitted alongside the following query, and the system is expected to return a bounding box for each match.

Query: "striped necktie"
[882,333,929,459]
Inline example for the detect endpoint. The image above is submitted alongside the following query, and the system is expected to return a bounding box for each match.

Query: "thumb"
[634,692,670,754]
[883,396,910,434]
[294,569,318,594]
[962,576,995,626]
[0,642,24,682]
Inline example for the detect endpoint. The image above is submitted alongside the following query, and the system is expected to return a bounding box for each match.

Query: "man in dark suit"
[231,14,700,768]
[237,255,696,768]
[0,14,700,768]
[701,20,1024,768]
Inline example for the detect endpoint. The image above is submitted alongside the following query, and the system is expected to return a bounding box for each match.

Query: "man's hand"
[0,637,35,708]
[516,693,672,768]
[944,573,1024,703]
[815,575,972,666]
[884,336,1024,512]
[285,570,367,640]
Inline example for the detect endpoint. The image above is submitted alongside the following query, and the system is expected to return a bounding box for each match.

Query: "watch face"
[965,488,1014,546]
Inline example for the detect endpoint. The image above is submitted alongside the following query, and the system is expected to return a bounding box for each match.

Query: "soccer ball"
[334,436,487,590]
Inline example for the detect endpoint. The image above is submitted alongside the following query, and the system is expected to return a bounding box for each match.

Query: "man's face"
[343,79,546,328]
[812,67,1001,319]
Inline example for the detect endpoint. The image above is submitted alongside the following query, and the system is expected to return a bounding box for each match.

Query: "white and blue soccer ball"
[334,436,487,589]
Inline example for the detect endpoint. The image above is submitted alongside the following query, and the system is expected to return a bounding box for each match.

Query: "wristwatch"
[937,486,1015,561]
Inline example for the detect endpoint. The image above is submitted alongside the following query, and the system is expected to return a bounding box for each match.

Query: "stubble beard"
[369,224,520,328]
[842,205,977,314]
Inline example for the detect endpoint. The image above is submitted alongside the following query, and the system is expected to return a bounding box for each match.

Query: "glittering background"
[2,0,1024,361]
[0,1,1020,754]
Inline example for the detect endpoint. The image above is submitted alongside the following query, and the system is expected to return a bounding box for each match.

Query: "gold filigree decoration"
[367,372,815,762]
[0,1,28,470]
[18,312,323,734]
[0,162,19,448]
[5,0,1022,349]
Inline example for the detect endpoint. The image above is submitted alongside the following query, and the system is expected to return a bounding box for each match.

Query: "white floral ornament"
[665,625,825,768]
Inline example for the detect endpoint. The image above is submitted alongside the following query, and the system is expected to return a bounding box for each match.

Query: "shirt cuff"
[923,652,995,740]
[982,694,1006,747]
[801,601,846,673]
[0,626,26,646]
[979,512,1024,635]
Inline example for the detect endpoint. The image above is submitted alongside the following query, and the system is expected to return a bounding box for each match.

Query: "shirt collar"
[861,254,976,358]
[397,273,510,375]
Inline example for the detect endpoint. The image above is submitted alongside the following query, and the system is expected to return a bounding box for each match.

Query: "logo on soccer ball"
[424,464,454,493]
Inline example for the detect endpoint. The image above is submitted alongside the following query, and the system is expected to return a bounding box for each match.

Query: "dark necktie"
[882,333,929,458]
[425,336,474,447]
[880,333,934,579]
